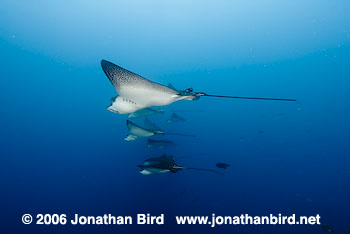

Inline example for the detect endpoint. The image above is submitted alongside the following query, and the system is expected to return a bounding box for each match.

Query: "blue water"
[1,1,350,233]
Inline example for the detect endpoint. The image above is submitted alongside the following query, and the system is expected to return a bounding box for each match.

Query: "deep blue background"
[1,1,350,233]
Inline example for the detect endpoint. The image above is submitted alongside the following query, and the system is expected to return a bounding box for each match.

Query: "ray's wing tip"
[101,59,119,86]
[101,59,106,68]
[101,59,110,65]
[101,59,110,75]
[101,59,120,71]
[101,59,114,70]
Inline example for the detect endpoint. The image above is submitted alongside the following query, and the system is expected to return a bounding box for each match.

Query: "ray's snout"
[107,105,119,114]
[107,96,142,114]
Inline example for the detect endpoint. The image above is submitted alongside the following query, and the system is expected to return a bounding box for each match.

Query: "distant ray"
[125,120,195,141]
[166,113,186,124]
[138,155,223,175]
[125,120,158,141]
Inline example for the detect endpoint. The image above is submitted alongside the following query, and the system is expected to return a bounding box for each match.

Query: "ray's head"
[107,96,118,113]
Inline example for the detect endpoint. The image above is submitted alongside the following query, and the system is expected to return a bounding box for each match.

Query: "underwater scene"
[1,1,350,234]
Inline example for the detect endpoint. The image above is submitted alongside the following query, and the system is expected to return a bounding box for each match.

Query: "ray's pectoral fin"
[167,83,177,90]
[144,118,160,132]
[101,59,148,94]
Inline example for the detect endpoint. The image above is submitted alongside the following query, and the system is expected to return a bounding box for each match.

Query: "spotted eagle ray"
[166,113,186,124]
[101,60,197,114]
[101,60,296,115]
[125,119,194,141]
[138,155,223,175]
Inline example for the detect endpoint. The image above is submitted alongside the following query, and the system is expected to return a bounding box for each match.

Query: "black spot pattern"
[101,60,179,95]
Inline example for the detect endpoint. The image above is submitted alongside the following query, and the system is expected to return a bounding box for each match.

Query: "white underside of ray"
[121,86,178,106]
[140,168,170,175]
[124,135,139,141]
[113,87,193,114]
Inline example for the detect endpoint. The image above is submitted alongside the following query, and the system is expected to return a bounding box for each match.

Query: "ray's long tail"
[198,92,296,102]
[186,167,224,175]
[166,132,196,137]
